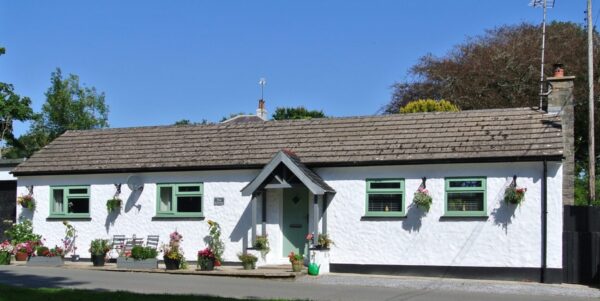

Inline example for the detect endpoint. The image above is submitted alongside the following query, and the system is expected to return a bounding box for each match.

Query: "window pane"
[448,180,483,188]
[177,196,202,213]
[368,194,402,212]
[69,188,88,195]
[67,197,89,214]
[159,187,173,212]
[447,192,484,211]
[178,186,200,192]
[370,182,401,190]
[53,189,64,213]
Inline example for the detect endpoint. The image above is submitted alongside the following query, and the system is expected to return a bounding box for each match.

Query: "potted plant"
[0,240,14,265]
[288,252,304,272]
[162,231,184,270]
[106,197,122,213]
[197,248,215,271]
[253,235,270,258]
[89,239,110,267]
[317,234,334,249]
[17,194,35,210]
[4,220,42,247]
[504,186,527,205]
[14,241,37,261]
[206,220,224,267]
[237,253,258,270]
[61,221,78,261]
[117,245,158,269]
[413,186,433,212]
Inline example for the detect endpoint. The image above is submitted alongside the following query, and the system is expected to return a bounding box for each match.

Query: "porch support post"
[261,191,267,236]
[313,194,319,246]
[251,193,257,247]
[322,193,328,235]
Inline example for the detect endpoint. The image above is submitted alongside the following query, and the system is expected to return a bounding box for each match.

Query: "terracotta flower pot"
[15,252,28,261]
[291,261,303,272]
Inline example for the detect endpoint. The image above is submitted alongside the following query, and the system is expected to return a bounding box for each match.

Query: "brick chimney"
[546,63,575,205]
[256,99,268,120]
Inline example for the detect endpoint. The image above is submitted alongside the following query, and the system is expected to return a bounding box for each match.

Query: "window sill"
[361,213,406,220]
[152,214,204,221]
[440,215,488,221]
[47,216,91,221]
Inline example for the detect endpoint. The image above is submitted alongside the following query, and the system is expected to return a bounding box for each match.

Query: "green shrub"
[4,220,42,244]
[399,99,459,113]
[36,246,49,256]
[89,239,110,256]
[130,245,157,260]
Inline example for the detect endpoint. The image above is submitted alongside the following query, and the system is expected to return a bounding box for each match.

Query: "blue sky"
[0,1,585,136]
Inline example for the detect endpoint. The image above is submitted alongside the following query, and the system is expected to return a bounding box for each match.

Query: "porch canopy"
[241,149,335,246]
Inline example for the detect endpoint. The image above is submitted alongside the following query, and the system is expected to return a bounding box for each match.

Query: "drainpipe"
[541,159,548,282]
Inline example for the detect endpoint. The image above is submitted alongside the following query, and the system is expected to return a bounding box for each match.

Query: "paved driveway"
[0,265,596,301]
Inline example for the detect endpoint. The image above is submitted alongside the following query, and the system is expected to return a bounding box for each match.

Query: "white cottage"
[10,75,574,283]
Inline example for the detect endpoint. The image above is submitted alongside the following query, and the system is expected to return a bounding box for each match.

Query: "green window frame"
[444,177,487,217]
[365,178,405,217]
[49,186,91,218]
[156,183,204,218]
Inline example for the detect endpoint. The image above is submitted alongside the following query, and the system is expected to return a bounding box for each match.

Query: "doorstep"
[16,261,301,279]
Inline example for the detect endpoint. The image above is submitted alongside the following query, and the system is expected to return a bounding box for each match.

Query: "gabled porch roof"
[241,149,335,196]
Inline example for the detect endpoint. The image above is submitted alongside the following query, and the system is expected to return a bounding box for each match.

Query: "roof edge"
[12,155,564,177]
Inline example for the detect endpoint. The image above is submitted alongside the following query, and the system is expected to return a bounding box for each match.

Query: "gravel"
[298,273,600,299]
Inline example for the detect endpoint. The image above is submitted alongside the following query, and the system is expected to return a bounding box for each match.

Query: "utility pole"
[588,0,596,205]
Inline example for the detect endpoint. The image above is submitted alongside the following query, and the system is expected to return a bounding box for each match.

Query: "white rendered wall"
[315,161,563,269]
[16,161,562,268]
[0,167,16,181]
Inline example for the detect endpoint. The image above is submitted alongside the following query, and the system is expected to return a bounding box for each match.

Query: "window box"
[365,179,405,217]
[116,257,158,270]
[27,256,64,267]
[444,177,487,217]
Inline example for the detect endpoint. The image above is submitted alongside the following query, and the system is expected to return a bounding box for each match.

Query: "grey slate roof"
[12,107,563,176]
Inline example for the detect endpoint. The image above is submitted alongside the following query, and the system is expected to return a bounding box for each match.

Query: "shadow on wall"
[104,210,119,233]
[229,201,251,250]
[491,177,518,234]
[402,204,426,233]
[18,210,34,222]
[124,189,142,213]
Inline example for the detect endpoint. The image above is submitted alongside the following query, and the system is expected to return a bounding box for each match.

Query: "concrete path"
[0,265,597,301]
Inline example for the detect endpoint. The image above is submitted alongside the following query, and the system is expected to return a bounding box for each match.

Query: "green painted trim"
[49,185,91,217]
[444,177,487,217]
[365,178,405,216]
[156,183,204,216]
[363,211,406,217]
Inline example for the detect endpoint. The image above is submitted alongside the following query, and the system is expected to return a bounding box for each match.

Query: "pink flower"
[306,233,313,241]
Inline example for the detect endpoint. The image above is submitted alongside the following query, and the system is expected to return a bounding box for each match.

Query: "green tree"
[0,46,35,158]
[0,83,34,158]
[271,107,326,120]
[9,68,109,157]
[384,22,597,164]
[399,99,459,113]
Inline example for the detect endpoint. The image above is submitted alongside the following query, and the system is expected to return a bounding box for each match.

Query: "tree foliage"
[384,22,599,163]
[399,99,459,113]
[0,83,34,158]
[5,68,109,158]
[272,107,326,120]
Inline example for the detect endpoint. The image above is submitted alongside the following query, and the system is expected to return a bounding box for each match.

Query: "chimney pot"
[553,64,564,78]
[256,99,267,120]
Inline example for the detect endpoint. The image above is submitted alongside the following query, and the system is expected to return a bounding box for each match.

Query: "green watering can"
[308,263,320,276]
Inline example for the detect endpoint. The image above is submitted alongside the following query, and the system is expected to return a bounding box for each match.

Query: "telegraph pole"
[588,0,596,205]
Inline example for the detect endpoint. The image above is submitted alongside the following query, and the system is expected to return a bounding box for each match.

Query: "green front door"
[282,187,309,257]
